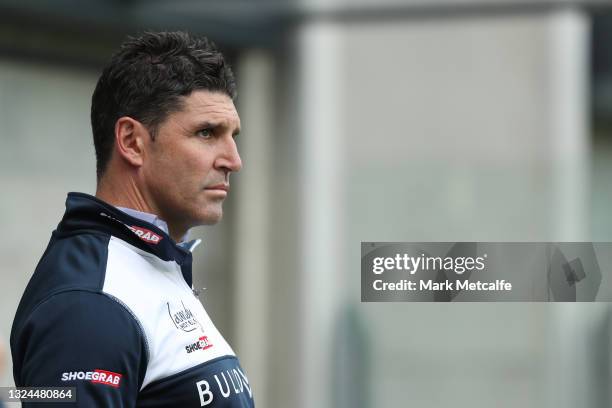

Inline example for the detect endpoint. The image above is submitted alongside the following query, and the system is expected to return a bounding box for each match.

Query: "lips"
[205,184,229,192]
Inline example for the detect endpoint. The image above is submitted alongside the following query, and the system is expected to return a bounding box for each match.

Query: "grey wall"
[0,59,98,386]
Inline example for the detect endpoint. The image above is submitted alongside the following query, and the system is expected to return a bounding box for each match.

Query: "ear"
[114,116,148,168]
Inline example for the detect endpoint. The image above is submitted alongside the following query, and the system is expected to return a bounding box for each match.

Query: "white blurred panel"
[233,49,275,408]
[295,20,347,408]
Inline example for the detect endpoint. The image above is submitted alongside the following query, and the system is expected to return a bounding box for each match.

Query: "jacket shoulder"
[11,231,111,353]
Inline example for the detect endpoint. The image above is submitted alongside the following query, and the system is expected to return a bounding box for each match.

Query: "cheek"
[145,154,188,196]
[148,142,214,193]
[167,165,201,198]
[173,155,213,193]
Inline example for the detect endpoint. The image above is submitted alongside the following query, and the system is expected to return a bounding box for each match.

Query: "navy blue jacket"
[11,193,255,407]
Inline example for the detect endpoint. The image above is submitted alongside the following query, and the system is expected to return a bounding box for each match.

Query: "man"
[10,31,254,407]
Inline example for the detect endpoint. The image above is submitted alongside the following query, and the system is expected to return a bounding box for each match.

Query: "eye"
[197,128,213,139]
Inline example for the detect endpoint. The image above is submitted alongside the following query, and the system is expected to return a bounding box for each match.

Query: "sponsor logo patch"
[61,369,122,388]
[128,225,162,244]
[99,212,163,245]
[186,336,213,354]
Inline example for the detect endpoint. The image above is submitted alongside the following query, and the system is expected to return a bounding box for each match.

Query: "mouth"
[205,184,229,193]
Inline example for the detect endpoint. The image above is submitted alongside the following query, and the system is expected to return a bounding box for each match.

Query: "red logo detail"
[129,226,162,244]
[199,336,213,350]
[91,369,122,388]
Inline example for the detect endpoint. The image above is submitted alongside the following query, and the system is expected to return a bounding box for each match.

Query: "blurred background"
[1,0,612,407]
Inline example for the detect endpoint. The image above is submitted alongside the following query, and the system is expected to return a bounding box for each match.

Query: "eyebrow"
[195,121,240,136]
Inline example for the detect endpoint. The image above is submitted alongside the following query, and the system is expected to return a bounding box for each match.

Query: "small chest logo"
[167,300,203,332]
[129,226,162,244]
[186,335,214,354]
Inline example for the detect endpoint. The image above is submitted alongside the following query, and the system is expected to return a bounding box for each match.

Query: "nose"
[215,135,242,173]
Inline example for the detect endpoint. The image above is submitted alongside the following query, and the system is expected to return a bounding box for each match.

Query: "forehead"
[171,90,240,129]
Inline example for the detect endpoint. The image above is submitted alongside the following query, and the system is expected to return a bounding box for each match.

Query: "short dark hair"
[91,31,237,180]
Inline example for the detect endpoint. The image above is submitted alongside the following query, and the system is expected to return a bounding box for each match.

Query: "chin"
[195,209,223,225]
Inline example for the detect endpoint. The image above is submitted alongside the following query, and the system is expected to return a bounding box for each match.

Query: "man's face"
[141,90,242,233]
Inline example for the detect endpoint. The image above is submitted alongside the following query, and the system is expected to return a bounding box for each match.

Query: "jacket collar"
[58,192,195,266]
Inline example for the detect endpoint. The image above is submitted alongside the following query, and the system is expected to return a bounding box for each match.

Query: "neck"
[96,173,186,242]
[96,175,152,214]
